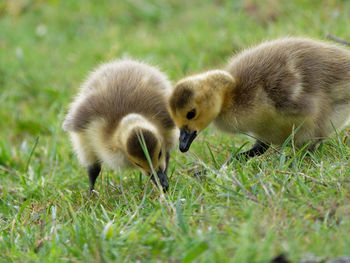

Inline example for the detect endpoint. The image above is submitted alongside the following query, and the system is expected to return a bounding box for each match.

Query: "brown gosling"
[168,37,350,158]
[63,59,177,193]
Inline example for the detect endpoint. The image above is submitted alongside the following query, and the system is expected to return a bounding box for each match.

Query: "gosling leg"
[307,139,323,153]
[164,152,170,174]
[87,163,101,195]
[236,140,269,160]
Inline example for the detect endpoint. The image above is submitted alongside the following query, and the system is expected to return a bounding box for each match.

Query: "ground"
[1,0,350,262]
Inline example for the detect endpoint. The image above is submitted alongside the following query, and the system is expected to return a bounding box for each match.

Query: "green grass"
[1,0,350,262]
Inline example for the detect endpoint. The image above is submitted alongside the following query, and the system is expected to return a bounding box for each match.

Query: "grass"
[1,0,350,262]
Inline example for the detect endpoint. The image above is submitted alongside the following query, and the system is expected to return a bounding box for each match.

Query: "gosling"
[63,59,177,193]
[168,37,350,158]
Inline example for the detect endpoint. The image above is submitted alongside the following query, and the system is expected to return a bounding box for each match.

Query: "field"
[1,0,350,262]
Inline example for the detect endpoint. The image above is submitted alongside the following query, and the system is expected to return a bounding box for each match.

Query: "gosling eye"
[186,109,196,120]
[158,150,162,160]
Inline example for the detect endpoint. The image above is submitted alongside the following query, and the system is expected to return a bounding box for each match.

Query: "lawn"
[1,0,350,262]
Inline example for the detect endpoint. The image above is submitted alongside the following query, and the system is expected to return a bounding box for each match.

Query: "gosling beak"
[150,170,169,192]
[179,128,197,152]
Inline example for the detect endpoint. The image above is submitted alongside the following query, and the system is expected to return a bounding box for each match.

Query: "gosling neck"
[114,113,159,152]
[207,70,236,114]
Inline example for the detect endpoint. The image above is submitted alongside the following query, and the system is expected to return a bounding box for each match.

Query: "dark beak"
[150,170,169,192]
[179,128,197,152]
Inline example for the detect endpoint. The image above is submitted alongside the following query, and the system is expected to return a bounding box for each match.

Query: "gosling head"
[118,114,169,191]
[168,70,235,152]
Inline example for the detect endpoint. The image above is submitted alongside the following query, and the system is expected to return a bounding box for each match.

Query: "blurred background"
[1,0,349,142]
